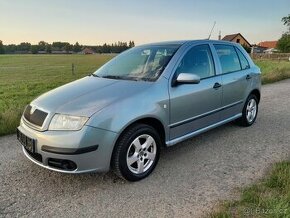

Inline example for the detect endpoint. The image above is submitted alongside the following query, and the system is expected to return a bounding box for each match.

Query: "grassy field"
[210,161,290,217]
[255,59,290,84]
[0,55,290,136]
[0,54,114,136]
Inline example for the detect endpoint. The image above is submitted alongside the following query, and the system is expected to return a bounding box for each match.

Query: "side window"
[176,44,215,79]
[236,48,250,70]
[214,45,241,74]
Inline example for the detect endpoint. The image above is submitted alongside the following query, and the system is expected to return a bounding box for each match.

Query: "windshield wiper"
[101,75,123,79]
[91,74,127,80]
[101,75,138,81]
[93,75,142,81]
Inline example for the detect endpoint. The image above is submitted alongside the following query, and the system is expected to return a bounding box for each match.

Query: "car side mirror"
[175,73,200,85]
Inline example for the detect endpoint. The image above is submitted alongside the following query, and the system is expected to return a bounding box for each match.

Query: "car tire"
[237,94,259,127]
[111,123,161,181]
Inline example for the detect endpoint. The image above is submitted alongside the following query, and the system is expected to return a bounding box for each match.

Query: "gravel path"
[1,79,290,218]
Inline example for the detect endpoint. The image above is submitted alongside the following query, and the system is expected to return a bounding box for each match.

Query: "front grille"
[25,147,43,163]
[23,105,48,127]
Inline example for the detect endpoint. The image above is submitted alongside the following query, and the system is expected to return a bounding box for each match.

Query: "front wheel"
[111,124,161,181]
[237,94,259,126]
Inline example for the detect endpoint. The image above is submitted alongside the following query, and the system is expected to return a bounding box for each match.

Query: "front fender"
[85,78,170,139]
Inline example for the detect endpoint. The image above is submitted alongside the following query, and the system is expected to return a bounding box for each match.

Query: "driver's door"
[169,44,222,140]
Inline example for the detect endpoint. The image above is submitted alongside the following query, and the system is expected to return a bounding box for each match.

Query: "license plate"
[17,129,36,153]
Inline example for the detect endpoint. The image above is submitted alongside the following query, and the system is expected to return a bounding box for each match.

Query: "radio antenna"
[208,21,216,39]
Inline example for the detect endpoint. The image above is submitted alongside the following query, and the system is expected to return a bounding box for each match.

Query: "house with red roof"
[256,41,278,54]
[258,41,277,49]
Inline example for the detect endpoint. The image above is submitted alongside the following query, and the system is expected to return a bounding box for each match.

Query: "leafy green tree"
[102,43,111,53]
[73,42,82,52]
[46,44,52,53]
[282,14,290,33]
[129,40,135,48]
[17,42,31,52]
[277,34,290,52]
[0,40,5,54]
[38,41,47,51]
[64,44,73,53]
[277,14,290,52]
[30,45,39,54]
[5,44,17,53]
[52,42,70,51]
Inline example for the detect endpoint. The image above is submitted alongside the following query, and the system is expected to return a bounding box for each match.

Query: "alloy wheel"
[126,134,157,174]
[246,98,257,123]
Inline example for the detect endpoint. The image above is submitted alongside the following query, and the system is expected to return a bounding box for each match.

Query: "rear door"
[213,44,252,120]
[169,44,222,140]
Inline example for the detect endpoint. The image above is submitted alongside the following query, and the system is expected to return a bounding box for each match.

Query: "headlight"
[49,114,89,131]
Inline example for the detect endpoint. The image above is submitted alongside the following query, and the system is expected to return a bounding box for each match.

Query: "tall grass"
[255,59,290,84]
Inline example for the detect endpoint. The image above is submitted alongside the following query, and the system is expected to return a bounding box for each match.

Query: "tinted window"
[214,45,241,74]
[236,47,250,70]
[176,45,215,79]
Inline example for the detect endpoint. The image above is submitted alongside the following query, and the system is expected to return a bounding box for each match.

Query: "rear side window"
[176,44,215,79]
[214,45,241,74]
[235,48,250,70]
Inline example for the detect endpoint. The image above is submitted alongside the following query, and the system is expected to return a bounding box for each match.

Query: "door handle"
[213,82,222,89]
[246,74,252,80]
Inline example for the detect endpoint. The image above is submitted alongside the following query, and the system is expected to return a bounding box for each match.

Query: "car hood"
[32,76,152,117]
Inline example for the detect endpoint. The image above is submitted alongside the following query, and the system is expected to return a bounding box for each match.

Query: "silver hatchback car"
[17,40,261,181]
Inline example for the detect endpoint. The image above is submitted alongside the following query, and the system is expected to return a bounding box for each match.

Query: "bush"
[242,44,251,53]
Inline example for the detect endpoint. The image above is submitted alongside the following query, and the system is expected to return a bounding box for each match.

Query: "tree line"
[277,14,290,53]
[0,40,135,54]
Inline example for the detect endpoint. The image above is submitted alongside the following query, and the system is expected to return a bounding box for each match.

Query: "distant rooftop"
[222,33,240,41]
[222,33,251,47]
[258,41,277,49]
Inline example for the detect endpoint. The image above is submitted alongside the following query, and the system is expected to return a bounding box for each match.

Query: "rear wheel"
[111,124,161,181]
[237,94,258,126]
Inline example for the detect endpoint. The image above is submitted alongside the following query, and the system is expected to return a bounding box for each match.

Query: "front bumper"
[17,120,118,173]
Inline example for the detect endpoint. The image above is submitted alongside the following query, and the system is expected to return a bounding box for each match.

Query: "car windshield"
[93,44,180,81]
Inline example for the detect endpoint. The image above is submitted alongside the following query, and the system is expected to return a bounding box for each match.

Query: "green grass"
[0,55,290,136]
[0,54,114,136]
[255,59,290,84]
[210,161,290,218]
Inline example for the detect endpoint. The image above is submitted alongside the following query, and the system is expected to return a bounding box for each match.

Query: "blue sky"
[0,0,289,45]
